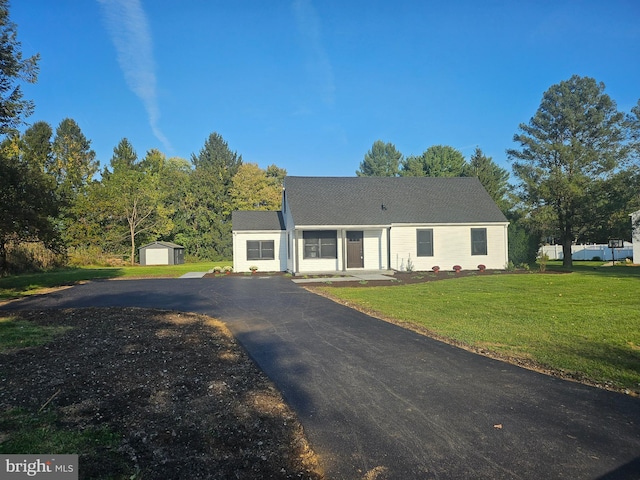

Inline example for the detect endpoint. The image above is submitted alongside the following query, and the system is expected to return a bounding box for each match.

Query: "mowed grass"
[0,262,225,300]
[0,316,71,352]
[318,267,640,392]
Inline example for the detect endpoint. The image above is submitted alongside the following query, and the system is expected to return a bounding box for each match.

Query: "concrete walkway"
[291,272,396,283]
[178,271,207,278]
[2,276,640,479]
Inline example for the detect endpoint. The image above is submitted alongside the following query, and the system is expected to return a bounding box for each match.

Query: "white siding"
[390,224,508,271]
[233,231,287,273]
[284,201,296,272]
[296,232,343,273]
[361,229,386,270]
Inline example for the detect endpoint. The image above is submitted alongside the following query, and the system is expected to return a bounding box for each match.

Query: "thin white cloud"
[97,0,171,152]
[292,0,336,105]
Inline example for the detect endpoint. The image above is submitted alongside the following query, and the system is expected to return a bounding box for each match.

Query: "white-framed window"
[303,231,337,259]
[471,228,487,255]
[416,229,434,256]
[247,240,275,260]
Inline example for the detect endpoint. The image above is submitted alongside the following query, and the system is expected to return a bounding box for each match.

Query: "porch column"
[341,229,346,271]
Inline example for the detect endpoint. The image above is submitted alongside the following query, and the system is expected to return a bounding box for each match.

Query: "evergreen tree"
[464,147,511,211]
[183,132,242,259]
[508,75,628,267]
[0,0,39,134]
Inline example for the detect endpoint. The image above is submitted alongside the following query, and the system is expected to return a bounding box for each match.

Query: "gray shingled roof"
[283,176,508,226]
[232,211,286,231]
[139,241,184,249]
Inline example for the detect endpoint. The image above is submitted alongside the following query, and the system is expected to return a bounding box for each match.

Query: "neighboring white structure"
[540,243,634,262]
[232,176,509,274]
[632,210,640,264]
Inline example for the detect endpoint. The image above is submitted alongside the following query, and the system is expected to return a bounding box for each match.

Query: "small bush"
[405,255,414,273]
[536,253,549,272]
[505,260,516,272]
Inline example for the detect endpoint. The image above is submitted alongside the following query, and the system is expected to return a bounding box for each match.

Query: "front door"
[347,231,364,268]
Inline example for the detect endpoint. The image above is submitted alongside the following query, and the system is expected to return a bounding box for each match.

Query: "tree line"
[356,76,640,267]
[1,120,286,271]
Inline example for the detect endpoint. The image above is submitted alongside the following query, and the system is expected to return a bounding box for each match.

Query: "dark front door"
[346,231,364,268]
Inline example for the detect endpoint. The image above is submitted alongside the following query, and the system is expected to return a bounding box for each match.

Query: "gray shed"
[139,241,185,266]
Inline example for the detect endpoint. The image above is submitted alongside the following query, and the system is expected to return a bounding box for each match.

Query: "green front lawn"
[0,262,226,300]
[317,266,640,393]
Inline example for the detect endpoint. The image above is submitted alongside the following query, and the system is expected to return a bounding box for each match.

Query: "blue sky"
[13,0,640,177]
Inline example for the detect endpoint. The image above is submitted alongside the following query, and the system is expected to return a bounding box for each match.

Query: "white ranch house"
[232,176,509,274]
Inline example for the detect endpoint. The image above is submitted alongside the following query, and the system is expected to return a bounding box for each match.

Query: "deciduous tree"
[401,145,466,177]
[80,146,174,264]
[356,140,401,176]
[230,163,285,211]
[0,139,59,273]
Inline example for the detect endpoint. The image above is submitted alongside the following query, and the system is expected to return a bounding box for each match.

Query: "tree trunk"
[0,240,7,275]
[562,236,573,268]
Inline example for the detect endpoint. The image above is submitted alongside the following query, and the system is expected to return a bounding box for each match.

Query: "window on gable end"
[471,228,487,255]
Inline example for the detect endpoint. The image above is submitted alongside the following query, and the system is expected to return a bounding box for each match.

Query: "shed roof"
[139,241,184,250]
[232,211,286,231]
[283,176,508,226]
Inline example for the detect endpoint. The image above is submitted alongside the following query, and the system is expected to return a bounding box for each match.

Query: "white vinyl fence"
[540,243,634,261]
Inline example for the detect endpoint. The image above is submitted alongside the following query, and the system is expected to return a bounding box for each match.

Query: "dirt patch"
[0,308,324,479]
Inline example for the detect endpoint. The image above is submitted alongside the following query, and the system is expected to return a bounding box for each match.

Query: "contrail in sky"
[97,0,171,152]
[293,0,335,106]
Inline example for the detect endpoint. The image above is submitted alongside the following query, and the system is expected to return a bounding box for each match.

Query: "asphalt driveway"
[3,276,640,479]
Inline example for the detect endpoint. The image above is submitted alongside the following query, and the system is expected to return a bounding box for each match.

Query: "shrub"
[222,265,233,273]
[505,260,516,272]
[6,242,67,274]
[405,255,414,273]
[536,253,549,272]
